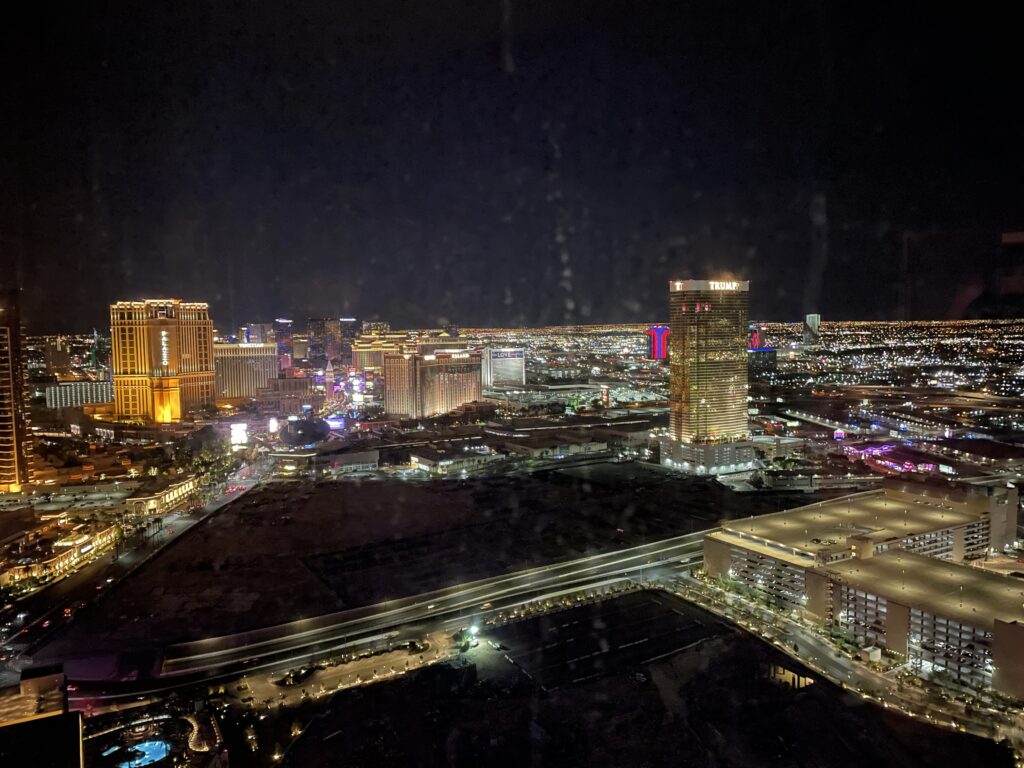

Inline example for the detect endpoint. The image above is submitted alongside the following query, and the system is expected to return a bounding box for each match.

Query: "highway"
[157,530,708,677]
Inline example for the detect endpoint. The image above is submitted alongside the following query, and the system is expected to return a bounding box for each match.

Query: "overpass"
[158,530,709,677]
[53,530,710,708]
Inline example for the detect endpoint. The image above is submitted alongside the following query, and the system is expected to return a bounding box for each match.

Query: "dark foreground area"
[490,591,723,689]
[43,464,837,656]
[276,593,1013,768]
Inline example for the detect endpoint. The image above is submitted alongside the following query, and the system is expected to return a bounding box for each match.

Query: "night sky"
[3,1,1021,333]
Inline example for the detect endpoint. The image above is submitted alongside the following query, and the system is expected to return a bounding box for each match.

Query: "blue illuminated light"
[116,740,170,767]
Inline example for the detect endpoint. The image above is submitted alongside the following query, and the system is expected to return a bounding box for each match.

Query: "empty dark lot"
[278,592,1012,768]
[490,591,724,689]
[43,465,842,655]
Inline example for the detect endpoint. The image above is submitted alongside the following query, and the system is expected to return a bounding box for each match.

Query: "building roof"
[706,530,816,569]
[823,551,1024,631]
[126,474,194,499]
[721,490,983,558]
[932,438,1024,461]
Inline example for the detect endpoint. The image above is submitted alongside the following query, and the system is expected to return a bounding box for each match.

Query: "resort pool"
[116,740,170,767]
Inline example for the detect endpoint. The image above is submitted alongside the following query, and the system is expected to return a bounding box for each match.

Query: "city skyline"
[3,4,1024,764]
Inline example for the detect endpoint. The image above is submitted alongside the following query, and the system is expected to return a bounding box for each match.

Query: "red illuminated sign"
[645,325,670,359]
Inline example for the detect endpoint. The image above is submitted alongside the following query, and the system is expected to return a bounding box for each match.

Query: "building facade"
[307,318,340,362]
[337,317,360,363]
[256,376,322,416]
[702,481,1024,696]
[273,318,294,369]
[661,279,753,474]
[383,348,482,419]
[0,290,32,491]
[124,474,200,516]
[214,343,279,399]
[238,322,275,345]
[110,300,215,423]
[482,348,527,388]
[803,313,821,346]
[44,380,114,409]
[353,332,407,373]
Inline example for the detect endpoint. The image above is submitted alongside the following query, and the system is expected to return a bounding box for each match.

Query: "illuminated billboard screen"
[230,423,249,445]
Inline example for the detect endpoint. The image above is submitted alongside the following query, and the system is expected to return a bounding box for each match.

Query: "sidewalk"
[233,630,458,711]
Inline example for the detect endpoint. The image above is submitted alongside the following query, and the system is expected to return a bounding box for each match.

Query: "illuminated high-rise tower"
[307,318,340,362]
[803,313,821,347]
[111,299,215,423]
[214,342,279,399]
[661,279,754,474]
[273,318,294,369]
[0,290,33,491]
[383,345,482,419]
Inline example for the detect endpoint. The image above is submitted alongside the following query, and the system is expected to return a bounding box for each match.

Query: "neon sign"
[160,330,169,367]
[709,281,738,290]
[645,325,670,360]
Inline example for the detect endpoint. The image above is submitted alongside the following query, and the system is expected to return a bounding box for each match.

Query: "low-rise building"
[256,376,323,417]
[1,520,119,587]
[315,448,380,476]
[269,444,380,478]
[410,446,499,476]
[923,438,1024,472]
[758,468,882,492]
[124,474,199,516]
[751,435,806,461]
[504,432,608,459]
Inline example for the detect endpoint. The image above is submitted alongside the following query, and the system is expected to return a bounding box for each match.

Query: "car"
[41,620,51,628]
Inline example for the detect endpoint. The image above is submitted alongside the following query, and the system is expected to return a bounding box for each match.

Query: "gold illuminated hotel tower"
[661,279,754,474]
[0,289,33,491]
[111,300,215,423]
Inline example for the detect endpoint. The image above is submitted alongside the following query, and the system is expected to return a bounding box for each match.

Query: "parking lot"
[488,591,726,689]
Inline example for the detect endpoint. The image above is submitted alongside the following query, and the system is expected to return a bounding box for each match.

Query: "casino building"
[214,342,279,400]
[110,300,215,423]
[384,347,482,419]
[659,279,755,474]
